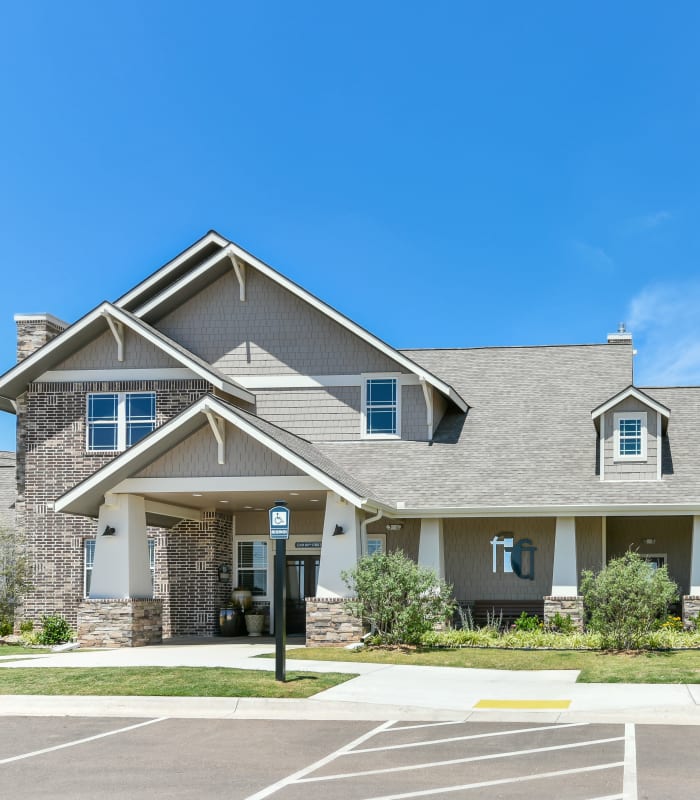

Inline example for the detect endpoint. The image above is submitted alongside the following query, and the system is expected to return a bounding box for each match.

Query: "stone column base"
[682,596,700,628]
[305,598,363,647]
[77,599,163,647]
[543,596,584,630]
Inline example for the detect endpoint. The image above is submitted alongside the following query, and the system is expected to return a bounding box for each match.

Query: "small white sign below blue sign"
[269,505,290,539]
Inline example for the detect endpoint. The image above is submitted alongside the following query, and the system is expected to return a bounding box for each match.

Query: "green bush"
[0,617,12,637]
[513,612,540,632]
[37,615,73,645]
[547,612,576,634]
[342,550,455,645]
[19,619,33,634]
[581,550,679,650]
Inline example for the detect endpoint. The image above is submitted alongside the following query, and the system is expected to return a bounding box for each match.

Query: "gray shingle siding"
[57,329,181,370]
[254,387,361,440]
[155,268,406,376]
[603,396,659,481]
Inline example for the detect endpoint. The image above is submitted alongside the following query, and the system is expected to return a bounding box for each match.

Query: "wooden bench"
[458,600,544,628]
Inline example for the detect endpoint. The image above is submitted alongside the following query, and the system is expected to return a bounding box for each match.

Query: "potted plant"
[244,609,265,637]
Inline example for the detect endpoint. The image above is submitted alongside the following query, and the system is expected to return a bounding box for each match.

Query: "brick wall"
[18,379,210,627]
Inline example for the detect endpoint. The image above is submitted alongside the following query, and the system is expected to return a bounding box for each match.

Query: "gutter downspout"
[360,508,384,557]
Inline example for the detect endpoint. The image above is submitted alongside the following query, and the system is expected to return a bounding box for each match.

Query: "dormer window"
[362,376,400,438]
[614,411,647,460]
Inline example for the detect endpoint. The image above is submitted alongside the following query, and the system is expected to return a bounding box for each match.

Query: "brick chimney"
[15,313,68,362]
[607,322,633,345]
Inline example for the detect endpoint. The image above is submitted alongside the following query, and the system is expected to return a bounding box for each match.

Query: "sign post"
[269,500,290,682]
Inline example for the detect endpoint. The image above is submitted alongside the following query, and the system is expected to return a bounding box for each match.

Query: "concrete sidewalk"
[1,641,699,725]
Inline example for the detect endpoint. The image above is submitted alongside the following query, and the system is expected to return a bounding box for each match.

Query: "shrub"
[0,617,12,637]
[513,612,540,632]
[19,619,33,634]
[0,527,32,628]
[37,615,73,645]
[547,612,576,635]
[342,550,455,645]
[580,550,679,650]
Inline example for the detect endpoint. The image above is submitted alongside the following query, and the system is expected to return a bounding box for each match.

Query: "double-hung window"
[363,376,400,438]
[84,538,155,597]
[87,392,156,451]
[237,541,268,596]
[613,411,647,460]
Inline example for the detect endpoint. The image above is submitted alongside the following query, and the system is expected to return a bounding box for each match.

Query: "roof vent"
[607,322,633,345]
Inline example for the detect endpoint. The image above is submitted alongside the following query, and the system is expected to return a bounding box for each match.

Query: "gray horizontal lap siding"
[155,268,406,376]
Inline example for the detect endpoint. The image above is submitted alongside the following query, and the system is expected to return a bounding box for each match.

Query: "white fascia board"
[39,368,197,382]
[114,476,325,493]
[199,397,370,507]
[389,503,700,518]
[115,232,229,309]
[105,306,254,404]
[591,386,670,420]
[130,240,468,412]
[0,300,254,405]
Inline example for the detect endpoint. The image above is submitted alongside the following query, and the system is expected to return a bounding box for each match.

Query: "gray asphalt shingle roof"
[314,343,700,511]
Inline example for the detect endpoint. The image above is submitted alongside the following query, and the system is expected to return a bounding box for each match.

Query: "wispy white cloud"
[573,240,614,271]
[626,282,700,386]
[625,210,672,233]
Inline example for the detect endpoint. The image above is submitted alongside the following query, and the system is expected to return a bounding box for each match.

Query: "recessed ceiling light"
[309,498,320,503]
[243,505,253,509]
[218,500,229,504]
[254,508,263,511]
[192,493,203,497]
[290,492,299,496]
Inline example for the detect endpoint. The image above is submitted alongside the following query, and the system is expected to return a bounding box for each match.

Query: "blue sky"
[0,3,698,450]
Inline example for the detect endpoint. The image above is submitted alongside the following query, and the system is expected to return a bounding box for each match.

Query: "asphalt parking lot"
[1,716,698,799]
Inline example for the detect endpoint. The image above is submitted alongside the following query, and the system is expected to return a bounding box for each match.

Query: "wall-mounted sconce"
[102,525,116,536]
[218,563,232,582]
[644,538,656,545]
[333,524,344,536]
[386,524,403,531]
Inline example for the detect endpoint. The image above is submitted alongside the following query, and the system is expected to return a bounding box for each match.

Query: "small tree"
[580,550,678,650]
[342,550,455,645]
[0,526,32,633]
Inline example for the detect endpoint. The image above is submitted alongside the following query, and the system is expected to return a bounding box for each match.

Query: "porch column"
[545,516,583,629]
[315,491,362,598]
[682,516,700,626]
[551,516,577,596]
[90,494,153,599]
[418,518,445,580]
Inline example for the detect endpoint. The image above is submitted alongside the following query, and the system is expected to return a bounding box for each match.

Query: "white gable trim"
[591,386,670,420]
[115,231,229,309]
[121,238,468,412]
[55,395,372,517]
[0,302,254,406]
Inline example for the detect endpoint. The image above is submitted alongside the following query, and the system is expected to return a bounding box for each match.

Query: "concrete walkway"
[1,640,700,725]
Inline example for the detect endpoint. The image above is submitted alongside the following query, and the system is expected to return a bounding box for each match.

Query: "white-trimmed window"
[237,540,268,596]
[87,392,156,451]
[367,537,384,555]
[362,376,400,438]
[84,538,155,597]
[613,411,647,460]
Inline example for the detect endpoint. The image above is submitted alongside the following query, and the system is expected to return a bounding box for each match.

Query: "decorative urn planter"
[245,613,265,637]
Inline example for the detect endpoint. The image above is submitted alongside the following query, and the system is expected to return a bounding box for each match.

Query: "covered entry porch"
[54,395,383,646]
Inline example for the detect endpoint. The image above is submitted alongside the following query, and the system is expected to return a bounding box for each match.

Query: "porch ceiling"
[141,488,327,513]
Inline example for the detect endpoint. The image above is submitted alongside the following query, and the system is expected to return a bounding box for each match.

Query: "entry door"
[285,555,320,635]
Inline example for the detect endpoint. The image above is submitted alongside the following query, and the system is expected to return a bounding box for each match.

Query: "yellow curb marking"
[474,699,571,710]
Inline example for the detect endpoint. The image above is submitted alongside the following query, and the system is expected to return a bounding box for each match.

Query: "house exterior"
[2,230,700,646]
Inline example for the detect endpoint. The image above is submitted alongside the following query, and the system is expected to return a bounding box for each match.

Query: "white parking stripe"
[358,762,625,800]
[623,723,637,800]
[0,717,168,765]
[296,734,624,783]
[350,722,589,754]
[385,720,470,732]
[243,720,395,800]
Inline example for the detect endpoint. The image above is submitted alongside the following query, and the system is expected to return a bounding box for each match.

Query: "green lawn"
[281,646,700,684]
[0,667,354,697]
[0,645,50,656]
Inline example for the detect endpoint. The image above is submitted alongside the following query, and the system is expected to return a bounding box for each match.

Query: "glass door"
[285,555,320,634]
